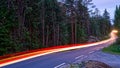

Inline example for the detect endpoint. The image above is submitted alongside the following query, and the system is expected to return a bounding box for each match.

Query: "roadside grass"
[102,43,120,55]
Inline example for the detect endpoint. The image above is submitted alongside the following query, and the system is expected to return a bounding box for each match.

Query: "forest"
[0,0,112,56]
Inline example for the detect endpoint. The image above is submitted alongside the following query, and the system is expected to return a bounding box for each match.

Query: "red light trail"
[0,30,118,67]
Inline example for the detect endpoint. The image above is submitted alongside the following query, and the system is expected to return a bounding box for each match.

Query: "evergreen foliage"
[0,0,112,56]
[114,5,120,36]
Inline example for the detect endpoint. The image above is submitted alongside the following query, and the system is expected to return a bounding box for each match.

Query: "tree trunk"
[42,2,45,47]
[16,0,25,42]
[57,25,60,45]
[75,22,76,43]
[53,24,56,45]
[46,26,49,47]
[71,21,74,44]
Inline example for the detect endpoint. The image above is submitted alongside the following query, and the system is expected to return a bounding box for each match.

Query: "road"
[2,40,114,68]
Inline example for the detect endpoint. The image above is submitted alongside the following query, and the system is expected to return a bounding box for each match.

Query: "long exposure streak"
[0,30,118,67]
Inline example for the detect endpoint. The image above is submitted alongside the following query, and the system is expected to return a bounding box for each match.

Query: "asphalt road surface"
[2,41,113,68]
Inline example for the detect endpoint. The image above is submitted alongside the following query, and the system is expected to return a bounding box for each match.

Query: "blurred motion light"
[0,29,118,67]
[112,30,118,33]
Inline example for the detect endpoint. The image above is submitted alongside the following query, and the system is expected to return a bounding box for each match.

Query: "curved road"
[2,40,114,68]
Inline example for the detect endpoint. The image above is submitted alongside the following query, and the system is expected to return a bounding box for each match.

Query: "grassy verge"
[102,43,120,55]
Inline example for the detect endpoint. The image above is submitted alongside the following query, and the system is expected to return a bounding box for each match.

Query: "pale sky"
[92,0,120,19]
[58,0,120,19]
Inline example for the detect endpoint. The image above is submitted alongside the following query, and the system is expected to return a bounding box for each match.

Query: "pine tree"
[76,0,91,43]
[114,5,120,36]
[102,9,111,35]
[0,0,16,55]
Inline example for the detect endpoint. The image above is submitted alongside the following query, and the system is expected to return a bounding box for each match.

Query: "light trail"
[0,30,118,67]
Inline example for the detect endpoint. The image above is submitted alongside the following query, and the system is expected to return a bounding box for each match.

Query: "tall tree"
[102,9,111,35]
[0,0,16,55]
[76,0,91,43]
[65,0,76,44]
[114,5,120,36]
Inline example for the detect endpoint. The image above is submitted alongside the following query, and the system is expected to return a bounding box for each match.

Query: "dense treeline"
[114,5,120,36]
[0,0,111,55]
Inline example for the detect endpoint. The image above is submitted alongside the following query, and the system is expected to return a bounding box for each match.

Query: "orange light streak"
[0,30,118,67]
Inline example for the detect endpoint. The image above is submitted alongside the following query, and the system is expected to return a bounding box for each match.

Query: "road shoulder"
[63,50,120,68]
